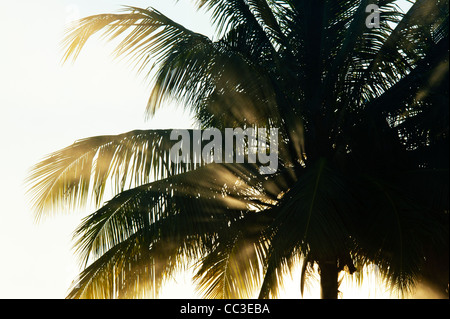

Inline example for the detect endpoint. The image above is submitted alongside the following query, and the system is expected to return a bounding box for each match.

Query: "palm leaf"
[67,162,276,298]
[26,130,192,220]
[62,6,213,116]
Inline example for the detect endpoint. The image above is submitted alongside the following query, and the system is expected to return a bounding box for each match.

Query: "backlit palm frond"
[194,211,273,299]
[257,230,300,299]
[68,163,275,298]
[62,6,213,116]
[67,230,149,299]
[68,221,205,299]
[26,130,193,221]
[63,3,304,160]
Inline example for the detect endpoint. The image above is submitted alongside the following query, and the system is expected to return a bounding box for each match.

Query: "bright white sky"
[0,0,423,299]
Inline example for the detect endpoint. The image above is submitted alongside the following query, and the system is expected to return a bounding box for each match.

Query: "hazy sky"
[0,0,415,299]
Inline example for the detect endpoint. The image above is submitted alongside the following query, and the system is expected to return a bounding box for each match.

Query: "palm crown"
[27,0,449,299]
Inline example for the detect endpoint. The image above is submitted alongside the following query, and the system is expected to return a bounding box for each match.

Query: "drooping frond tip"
[26,130,193,221]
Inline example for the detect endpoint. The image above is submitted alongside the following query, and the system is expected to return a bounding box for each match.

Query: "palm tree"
[27,0,449,299]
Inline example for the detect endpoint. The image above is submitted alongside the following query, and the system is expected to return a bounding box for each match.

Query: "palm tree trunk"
[319,259,339,299]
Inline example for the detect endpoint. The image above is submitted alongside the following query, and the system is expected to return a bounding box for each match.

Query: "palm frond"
[26,130,192,220]
[194,214,267,299]
[62,6,213,115]
[67,162,276,298]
